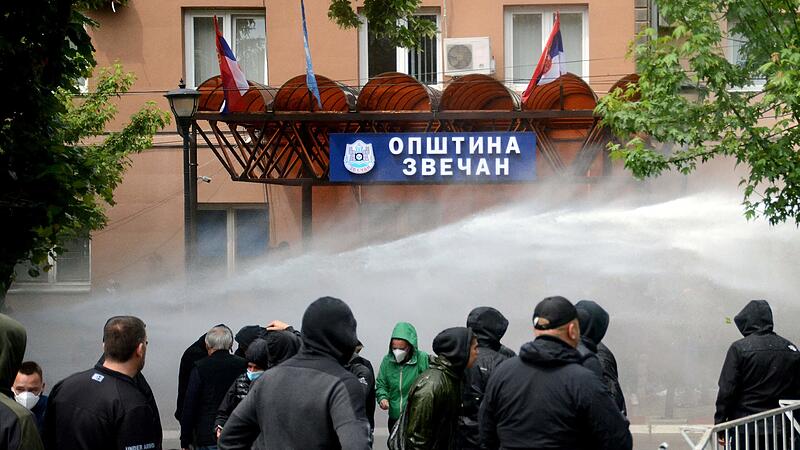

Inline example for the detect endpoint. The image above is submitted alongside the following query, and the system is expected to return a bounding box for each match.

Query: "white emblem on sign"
[91,373,105,383]
[343,140,375,174]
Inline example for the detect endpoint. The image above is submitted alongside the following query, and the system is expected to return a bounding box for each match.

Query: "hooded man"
[402,327,478,450]
[459,307,515,449]
[480,296,631,450]
[0,314,44,450]
[576,300,626,415]
[715,301,800,429]
[218,297,371,450]
[376,322,430,431]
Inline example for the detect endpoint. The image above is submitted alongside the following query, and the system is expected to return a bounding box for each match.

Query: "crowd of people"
[1,295,799,449]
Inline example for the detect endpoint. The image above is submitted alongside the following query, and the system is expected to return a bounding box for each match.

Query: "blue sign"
[329,132,536,183]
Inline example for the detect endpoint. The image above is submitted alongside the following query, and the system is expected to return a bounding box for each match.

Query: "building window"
[196,205,269,275]
[504,7,588,89]
[10,236,91,293]
[184,10,267,88]
[359,13,442,86]
[726,20,764,91]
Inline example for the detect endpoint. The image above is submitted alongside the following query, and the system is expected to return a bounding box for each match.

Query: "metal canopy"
[192,72,636,185]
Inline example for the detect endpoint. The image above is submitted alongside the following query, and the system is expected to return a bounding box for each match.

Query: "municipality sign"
[329,132,536,183]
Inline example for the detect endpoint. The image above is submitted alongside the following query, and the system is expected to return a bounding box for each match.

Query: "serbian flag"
[214,16,249,113]
[521,12,565,103]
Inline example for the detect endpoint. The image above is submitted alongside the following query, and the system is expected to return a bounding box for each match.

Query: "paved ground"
[163,427,702,449]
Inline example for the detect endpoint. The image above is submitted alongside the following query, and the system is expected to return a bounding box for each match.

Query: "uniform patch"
[91,373,105,383]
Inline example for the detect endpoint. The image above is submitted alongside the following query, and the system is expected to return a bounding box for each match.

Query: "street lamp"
[164,80,201,274]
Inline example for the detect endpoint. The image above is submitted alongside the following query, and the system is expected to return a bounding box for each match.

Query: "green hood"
[0,314,27,398]
[387,322,419,354]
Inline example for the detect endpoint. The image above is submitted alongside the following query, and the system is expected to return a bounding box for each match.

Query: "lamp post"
[165,80,201,274]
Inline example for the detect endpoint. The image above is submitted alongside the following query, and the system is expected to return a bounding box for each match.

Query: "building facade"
[11,0,647,296]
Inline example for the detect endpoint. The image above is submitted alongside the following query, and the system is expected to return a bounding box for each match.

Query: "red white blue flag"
[214,16,249,113]
[521,12,565,103]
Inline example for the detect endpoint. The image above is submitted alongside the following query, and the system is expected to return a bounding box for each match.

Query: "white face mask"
[14,391,40,410]
[392,348,408,363]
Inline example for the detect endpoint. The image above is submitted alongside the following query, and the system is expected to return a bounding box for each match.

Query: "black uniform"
[175,334,209,420]
[346,354,376,433]
[480,335,632,450]
[459,307,515,449]
[180,351,247,448]
[576,300,626,415]
[715,300,800,423]
[44,364,162,450]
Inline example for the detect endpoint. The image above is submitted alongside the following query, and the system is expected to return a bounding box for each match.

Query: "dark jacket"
[175,334,208,420]
[30,395,47,434]
[180,350,247,447]
[576,300,626,415]
[0,314,44,450]
[214,372,251,430]
[480,335,632,450]
[218,296,371,450]
[346,354,376,431]
[715,300,800,424]
[460,307,515,449]
[405,327,474,450]
[44,364,162,450]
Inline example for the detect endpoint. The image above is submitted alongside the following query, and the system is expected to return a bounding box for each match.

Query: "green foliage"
[0,2,169,295]
[597,0,800,225]
[327,0,438,48]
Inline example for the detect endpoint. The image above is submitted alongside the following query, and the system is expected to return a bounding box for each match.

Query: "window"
[184,11,267,88]
[726,20,765,91]
[10,237,91,293]
[504,7,588,89]
[195,205,269,275]
[359,13,442,86]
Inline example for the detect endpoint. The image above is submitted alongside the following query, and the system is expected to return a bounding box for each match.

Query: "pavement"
[162,425,707,450]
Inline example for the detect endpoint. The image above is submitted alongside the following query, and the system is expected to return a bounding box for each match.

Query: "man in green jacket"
[404,327,478,450]
[376,322,430,431]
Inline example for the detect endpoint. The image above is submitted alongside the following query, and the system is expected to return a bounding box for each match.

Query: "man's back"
[480,336,631,450]
[716,300,800,424]
[218,352,370,450]
[44,365,161,450]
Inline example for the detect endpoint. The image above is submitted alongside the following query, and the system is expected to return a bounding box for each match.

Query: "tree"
[1,1,169,299]
[327,0,437,48]
[597,0,800,224]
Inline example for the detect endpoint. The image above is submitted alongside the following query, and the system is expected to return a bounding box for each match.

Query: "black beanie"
[432,326,474,373]
[264,330,302,367]
[301,297,359,364]
[244,338,270,370]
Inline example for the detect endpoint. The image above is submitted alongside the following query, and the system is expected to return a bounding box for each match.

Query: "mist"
[8,168,800,432]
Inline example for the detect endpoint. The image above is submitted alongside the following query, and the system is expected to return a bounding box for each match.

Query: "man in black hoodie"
[480,296,631,450]
[715,300,800,444]
[218,296,371,449]
[576,300,626,415]
[459,307,515,449]
[403,326,478,450]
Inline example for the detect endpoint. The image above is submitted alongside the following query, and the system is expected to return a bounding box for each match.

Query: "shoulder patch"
[91,373,105,383]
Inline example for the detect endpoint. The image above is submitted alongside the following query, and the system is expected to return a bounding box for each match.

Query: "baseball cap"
[533,296,578,330]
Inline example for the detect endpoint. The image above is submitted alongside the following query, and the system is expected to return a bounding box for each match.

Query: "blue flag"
[301,0,323,109]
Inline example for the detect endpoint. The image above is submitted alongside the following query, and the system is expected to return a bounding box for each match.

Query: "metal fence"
[678,400,800,450]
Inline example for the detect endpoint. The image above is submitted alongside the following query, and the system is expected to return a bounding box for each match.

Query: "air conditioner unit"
[444,37,493,76]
